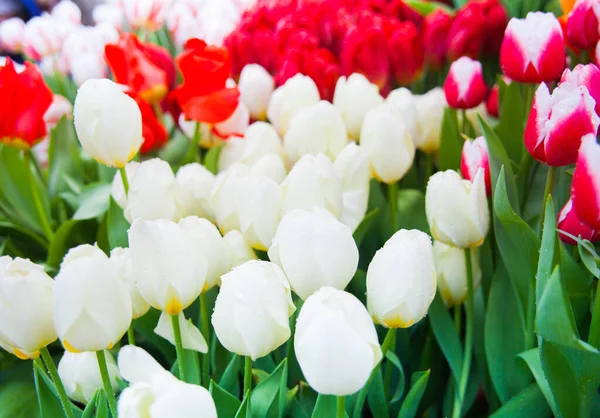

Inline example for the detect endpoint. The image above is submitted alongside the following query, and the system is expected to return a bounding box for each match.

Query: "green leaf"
[398,370,430,418]
[33,361,67,418]
[405,1,453,15]
[311,394,338,417]
[396,190,429,234]
[251,359,288,418]
[81,391,100,418]
[72,183,111,220]
[490,384,552,418]
[107,198,129,250]
[204,144,223,175]
[234,392,251,418]
[386,351,406,404]
[578,240,600,279]
[159,130,190,167]
[427,293,462,383]
[517,349,557,415]
[0,381,40,418]
[353,208,379,248]
[46,219,97,270]
[210,380,242,418]
[494,82,525,164]
[536,199,556,304]
[94,389,109,418]
[48,117,84,198]
[219,355,241,396]
[559,244,592,324]
[438,108,463,171]
[367,367,389,418]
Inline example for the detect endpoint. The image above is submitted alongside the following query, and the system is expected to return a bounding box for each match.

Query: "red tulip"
[561,64,600,116]
[0,59,53,149]
[423,9,452,70]
[461,136,491,196]
[134,97,167,154]
[443,57,487,110]
[105,33,175,104]
[558,196,600,245]
[572,134,600,229]
[480,0,509,55]
[174,38,240,124]
[485,84,500,117]
[447,2,485,61]
[566,0,600,50]
[386,19,424,86]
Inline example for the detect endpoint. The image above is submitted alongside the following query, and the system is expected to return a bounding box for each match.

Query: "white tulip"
[250,154,287,184]
[239,64,275,120]
[280,154,343,217]
[267,73,320,136]
[154,312,207,353]
[93,3,125,29]
[0,17,25,53]
[212,260,295,360]
[269,208,358,300]
[209,163,249,234]
[333,73,384,140]
[218,137,245,172]
[0,257,56,359]
[58,351,119,404]
[240,122,282,166]
[283,101,348,165]
[128,218,207,314]
[51,0,82,25]
[366,230,437,328]
[74,78,142,168]
[426,169,490,248]
[385,88,419,145]
[176,163,216,222]
[415,87,447,153]
[53,245,132,352]
[124,158,180,223]
[110,248,150,319]
[295,287,382,395]
[111,161,140,209]
[334,143,371,231]
[433,241,482,306]
[360,105,415,184]
[213,101,250,139]
[223,230,257,269]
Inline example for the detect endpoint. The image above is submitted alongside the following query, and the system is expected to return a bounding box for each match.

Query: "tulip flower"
[486,84,500,118]
[223,230,257,269]
[110,248,150,319]
[134,98,168,153]
[154,312,207,353]
[212,260,295,360]
[0,17,25,53]
[51,0,81,25]
[250,154,287,184]
[433,241,482,307]
[295,286,382,396]
[69,53,108,86]
[385,87,419,144]
[267,73,321,136]
[524,82,599,166]
[334,143,371,232]
[561,64,600,116]
[175,163,216,222]
[461,137,492,196]
[341,20,389,89]
[500,12,566,83]
[0,257,57,359]
[210,163,249,233]
[572,134,600,229]
[269,208,359,300]
[58,351,120,404]
[238,64,275,120]
[423,10,452,70]
[0,59,53,149]
[387,20,424,86]
[447,1,485,60]
[238,122,283,167]
[333,73,384,140]
[360,105,415,184]
[283,101,348,164]
[426,169,490,248]
[415,87,447,154]
[566,0,600,49]
[444,57,487,110]
[211,101,250,140]
[22,14,68,60]
[93,4,124,29]
[367,230,437,327]
[558,197,600,245]
[120,0,172,31]
[53,245,132,352]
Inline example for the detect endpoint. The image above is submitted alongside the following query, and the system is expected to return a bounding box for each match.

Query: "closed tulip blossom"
[334,143,371,232]
[385,88,419,144]
[561,64,600,116]
[238,64,275,120]
[111,161,140,209]
[110,248,150,319]
[566,0,600,49]
[176,163,216,222]
[58,351,120,404]
[558,197,600,245]
[367,230,437,328]
[209,163,249,233]
[423,10,452,70]
[295,287,382,396]
[223,230,257,268]
[22,14,68,60]
[120,0,173,31]
[572,134,600,229]
[461,137,492,196]
[444,57,487,110]
[0,17,25,53]
[415,87,447,154]
[524,82,599,166]
[220,122,283,170]
[433,241,482,306]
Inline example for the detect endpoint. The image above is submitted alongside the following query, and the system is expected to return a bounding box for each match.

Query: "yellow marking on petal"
[140,85,168,104]
[1,136,36,150]
[165,296,183,315]
[107,342,114,349]
[13,347,36,360]
[470,237,484,248]
[382,316,415,329]
[63,340,81,353]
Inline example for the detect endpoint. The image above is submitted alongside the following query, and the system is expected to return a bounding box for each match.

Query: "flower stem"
[337,396,345,418]
[388,182,398,234]
[24,151,53,241]
[119,166,130,195]
[424,152,434,183]
[588,282,600,349]
[452,249,474,418]
[200,292,210,387]
[542,166,556,209]
[244,356,253,413]
[454,305,461,335]
[39,347,74,418]
[382,328,397,398]
[127,326,136,345]
[171,313,188,382]
[461,109,467,136]
[95,350,117,418]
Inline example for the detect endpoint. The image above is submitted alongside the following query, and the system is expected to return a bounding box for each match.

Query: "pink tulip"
[558,197,600,245]
[561,64,600,116]
[572,134,600,230]
[0,18,25,53]
[566,0,600,50]
[461,137,491,196]
[443,56,487,110]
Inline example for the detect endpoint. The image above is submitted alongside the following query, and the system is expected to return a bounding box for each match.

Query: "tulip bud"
[53,245,132,352]
[250,154,287,184]
[240,122,282,165]
[267,73,320,136]
[500,12,566,83]
[0,257,57,359]
[333,73,384,140]
[423,10,452,70]
[334,143,371,232]
[176,163,216,222]
[74,79,143,168]
[566,0,599,49]
[111,162,140,209]
[212,260,295,360]
[444,57,487,110]
[385,88,419,143]
[524,82,599,166]
[44,95,73,128]
[561,64,600,116]
[461,137,491,196]
[210,163,249,233]
[239,64,275,120]
[367,230,437,327]
[70,53,108,86]
[110,248,150,319]
[93,4,124,29]
[433,241,482,306]
[269,208,359,300]
[558,197,600,245]
[129,218,208,314]
[22,15,68,60]
[447,2,485,61]
[572,134,600,229]
[121,0,172,31]
[295,286,382,396]
[360,105,415,184]
[283,101,348,165]
[58,351,119,404]
[223,230,257,268]
[154,312,207,353]
[415,87,447,154]
[280,154,343,217]
[0,17,25,53]
[52,0,82,25]
[485,84,500,118]
[212,101,250,139]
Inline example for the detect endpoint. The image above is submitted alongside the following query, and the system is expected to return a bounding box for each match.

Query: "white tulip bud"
[218,137,245,172]
[53,245,132,352]
[223,230,257,269]
[283,101,348,165]
[111,162,140,209]
[240,122,282,166]
[280,154,343,217]
[433,241,482,306]
[209,163,249,234]
[426,169,489,248]
[415,87,446,153]
[239,64,275,120]
[366,230,437,328]
[128,218,207,314]
[250,154,287,184]
[269,208,358,300]
[74,79,143,168]
[176,163,216,222]
[70,53,108,86]
[385,88,419,144]
[58,351,119,404]
[334,143,371,231]
[0,257,57,359]
[110,248,150,319]
[333,73,384,140]
[154,312,207,353]
[93,4,125,29]
[22,14,68,59]
[125,158,180,223]
[267,74,320,136]
[52,0,82,25]
[212,260,295,360]
[0,17,25,53]
[360,105,415,184]
[295,287,382,395]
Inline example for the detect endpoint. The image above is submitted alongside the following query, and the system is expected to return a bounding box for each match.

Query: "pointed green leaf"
[0,382,40,418]
[536,198,556,304]
[72,183,111,220]
[398,370,430,418]
[490,383,552,418]
[250,359,288,418]
[367,367,389,418]
[210,380,242,418]
[428,293,462,383]
[438,108,463,171]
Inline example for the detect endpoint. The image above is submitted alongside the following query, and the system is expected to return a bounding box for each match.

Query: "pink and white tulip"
[0,18,25,53]
[93,4,125,30]
[120,0,174,31]
[572,134,600,230]
[500,12,566,83]
[51,0,82,26]
[22,14,69,61]
[461,137,491,196]
[524,82,599,166]
[557,197,600,245]
[566,0,600,50]
[561,64,600,116]
[444,57,487,110]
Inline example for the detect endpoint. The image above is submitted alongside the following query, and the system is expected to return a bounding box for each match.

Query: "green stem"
[523,83,536,121]
[454,305,461,336]
[452,249,474,418]
[24,151,53,241]
[525,276,536,349]
[382,328,397,398]
[244,356,253,413]
[39,347,74,418]
[171,313,188,382]
[461,109,468,136]
[542,166,556,209]
[424,152,434,184]
[200,292,210,387]
[119,166,130,195]
[127,326,135,345]
[588,283,600,349]
[337,396,345,418]
[388,182,398,234]
[96,350,117,418]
